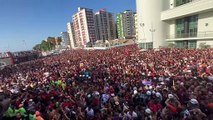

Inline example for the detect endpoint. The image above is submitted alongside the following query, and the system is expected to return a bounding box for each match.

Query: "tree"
[40,40,54,51]
[33,44,41,51]
[47,37,62,46]
[55,37,62,45]
[199,43,211,49]
[47,37,57,48]
[32,36,63,52]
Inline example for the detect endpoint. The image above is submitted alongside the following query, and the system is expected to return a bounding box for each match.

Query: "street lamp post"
[149,23,156,49]
[140,23,146,49]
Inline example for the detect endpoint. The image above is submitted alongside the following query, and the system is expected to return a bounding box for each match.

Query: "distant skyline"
[0,0,136,52]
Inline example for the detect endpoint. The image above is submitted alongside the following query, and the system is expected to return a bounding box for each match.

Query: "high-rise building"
[116,10,136,39]
[116,14,124,39]
[60,32,70,48]
[95,9,116,41]
[136,0,213,49]
[67,22,76,48]
[135,14,138,40]
[72,7,96,48]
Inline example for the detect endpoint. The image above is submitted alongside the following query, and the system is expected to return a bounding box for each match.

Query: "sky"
[0,0,136,52]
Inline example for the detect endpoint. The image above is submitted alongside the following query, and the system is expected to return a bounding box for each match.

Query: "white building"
[136,0,213,49]
[72,7,96,48]
[67,22,76,49]
[95,9,116,41]
[60,32,70,48]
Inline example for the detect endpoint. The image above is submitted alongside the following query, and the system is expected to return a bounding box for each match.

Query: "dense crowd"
[0,44,213,120]
[12,51,40,58]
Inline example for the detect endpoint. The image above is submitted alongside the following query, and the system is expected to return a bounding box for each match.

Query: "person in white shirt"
[85,106,94,119]
[127,109,138,120]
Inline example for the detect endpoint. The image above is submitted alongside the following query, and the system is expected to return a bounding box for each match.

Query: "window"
[138,43,145,49]
[189,15,198,37]
[175,0,193,7]
[175,41,184,48]
[176,18,184,38]
[188,40,197,49]
[138,42,153,49]
[175,15,198,38]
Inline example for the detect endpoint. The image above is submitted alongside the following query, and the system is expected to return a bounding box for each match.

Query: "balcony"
[166,31,213,41]
[175,0,197,7]
[161,0,213,21]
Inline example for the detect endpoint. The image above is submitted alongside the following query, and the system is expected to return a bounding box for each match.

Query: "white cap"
[95,91,100,95]
[87,94,91,98]
[133,90,138,94]
[168,94,174,99]
[165,78,170,81]
[160,82,165,85]
[115,101,119,105]
[156,92,161,97]
[146,91,151,96]
[190,99,199,105]
[145,108,152,114]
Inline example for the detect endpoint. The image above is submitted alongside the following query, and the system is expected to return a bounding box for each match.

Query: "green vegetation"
[33,37,62,51]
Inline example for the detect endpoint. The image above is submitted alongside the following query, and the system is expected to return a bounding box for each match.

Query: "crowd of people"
[0,44,212,120]
[12,51,40,58]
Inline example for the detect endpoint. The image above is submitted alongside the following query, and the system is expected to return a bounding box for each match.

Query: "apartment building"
[94,9,116,42]
[60,32,70,48]
[67,22,76,48]
[72,7,96,48]
[116,10,136,39]
[136,0,213,49]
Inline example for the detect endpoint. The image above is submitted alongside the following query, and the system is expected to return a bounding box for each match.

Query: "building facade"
[135,14,138,40]
[116,14,124,39]
[67,22,76,48]
[95,9,116,42]
[136,0,213,49]
[60,32,70,48]
[72,7,96,48]
[116,10,136,39]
